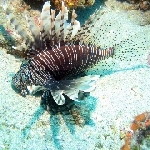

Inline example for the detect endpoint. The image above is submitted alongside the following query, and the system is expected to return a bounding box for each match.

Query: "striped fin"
[58,10,65,42]
[50,9,56,42]
[40,1,80,44]
[52,2,80,43]
[25,2,53,57]
[68,10,80,40]
[56,1,67,42]
[64,10,76,42]
[73,8,101,44]
[51,90,66,105]
[44,75,99,91]
[45,75,99,105]
[40,1,51,37]
[25,1,81,57]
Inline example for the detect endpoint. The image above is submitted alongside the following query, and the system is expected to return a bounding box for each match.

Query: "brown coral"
[52,0,95,9]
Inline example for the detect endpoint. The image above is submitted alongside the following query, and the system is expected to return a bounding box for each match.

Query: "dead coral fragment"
[52,0,95,9]
[139,0,150,11]
[127,0,150,11]
[0,0,41,56]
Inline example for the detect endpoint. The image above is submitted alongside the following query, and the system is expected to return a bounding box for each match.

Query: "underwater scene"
[0,0,150,149]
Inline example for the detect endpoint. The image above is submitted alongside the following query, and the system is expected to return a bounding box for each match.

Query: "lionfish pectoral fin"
[45,75,99,105]
[44,78,62,90]
[61,89,90,102]
[60,75,99,101]
[51,90,66,105]
[78,90,90,100]
[27,85,46,95]
[72,75,99,92]
[46,75,99,91]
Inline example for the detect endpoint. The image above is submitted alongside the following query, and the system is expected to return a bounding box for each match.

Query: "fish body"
[12,1,115,105]
[12,43,114,104]
[29,45,114,80]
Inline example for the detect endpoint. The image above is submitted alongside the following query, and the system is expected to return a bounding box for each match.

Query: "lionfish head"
[12,62,31,96]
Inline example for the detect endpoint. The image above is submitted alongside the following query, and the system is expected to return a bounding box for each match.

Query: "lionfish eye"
[20,73,28,82]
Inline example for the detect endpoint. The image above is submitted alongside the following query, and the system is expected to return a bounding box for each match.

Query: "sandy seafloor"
[1,51,150,150]
[1,1,150,150]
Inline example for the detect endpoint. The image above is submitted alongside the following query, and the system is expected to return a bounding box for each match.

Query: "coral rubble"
[0,0,41,55]
[121,112,150,150]
[126,0,150,11]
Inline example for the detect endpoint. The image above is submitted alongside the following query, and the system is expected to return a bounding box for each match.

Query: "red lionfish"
[12,1,115,105]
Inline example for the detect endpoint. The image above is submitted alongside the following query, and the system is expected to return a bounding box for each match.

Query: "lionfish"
[11,1,115,105]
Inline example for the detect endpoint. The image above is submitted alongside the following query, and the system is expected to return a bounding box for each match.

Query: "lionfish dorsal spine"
[63,10,76,42]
